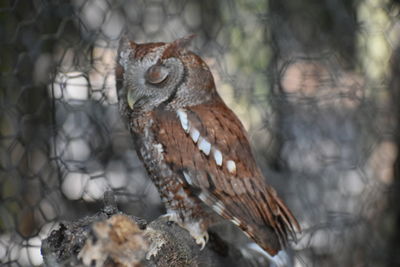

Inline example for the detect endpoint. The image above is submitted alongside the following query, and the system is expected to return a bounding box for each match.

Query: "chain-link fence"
[1,0,400,266]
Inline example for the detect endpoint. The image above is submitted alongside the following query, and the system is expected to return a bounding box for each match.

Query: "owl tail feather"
[246,221,284,256]
[266,186,301,251]
[250,185,301,256]
[271,189,301,242]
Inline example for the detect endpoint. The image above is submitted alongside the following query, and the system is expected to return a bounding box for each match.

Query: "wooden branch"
[41,192,268,267]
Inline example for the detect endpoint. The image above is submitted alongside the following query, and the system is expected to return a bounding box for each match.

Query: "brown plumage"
[116,35,300,255]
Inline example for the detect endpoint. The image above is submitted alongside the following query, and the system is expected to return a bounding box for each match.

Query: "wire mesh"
[1,0,399,266]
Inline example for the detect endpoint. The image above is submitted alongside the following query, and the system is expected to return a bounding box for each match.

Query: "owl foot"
[181,220,209,250]
[193,230,209,250]
[162,212,209,250]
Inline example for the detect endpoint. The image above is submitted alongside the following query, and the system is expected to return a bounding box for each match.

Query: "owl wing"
[151,98,300,255]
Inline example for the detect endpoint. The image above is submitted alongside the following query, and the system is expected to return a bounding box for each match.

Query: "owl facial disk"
[126,62,168,110]
[119,37,186,111]
[125,54,163,110]
[125,56,185,111]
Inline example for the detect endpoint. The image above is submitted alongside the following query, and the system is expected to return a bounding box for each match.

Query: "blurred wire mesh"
[1,0,400,266]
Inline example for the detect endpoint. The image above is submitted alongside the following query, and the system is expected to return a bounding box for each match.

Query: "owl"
[115,35,300,256]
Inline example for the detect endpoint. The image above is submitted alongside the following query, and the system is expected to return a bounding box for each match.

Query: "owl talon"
[194,232,209,250]
[184,222,209,250]
[162,213,209,250]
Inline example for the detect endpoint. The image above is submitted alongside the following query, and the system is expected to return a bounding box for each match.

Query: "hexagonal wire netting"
[1,0,400,266]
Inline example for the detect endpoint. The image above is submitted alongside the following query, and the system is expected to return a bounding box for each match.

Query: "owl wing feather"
[151,98,300,255]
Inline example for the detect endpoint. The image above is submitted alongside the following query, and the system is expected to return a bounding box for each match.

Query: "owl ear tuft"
[118,35,136,68]
[162,35,196,58]
[119,35,136,52]
[171,34,196,49]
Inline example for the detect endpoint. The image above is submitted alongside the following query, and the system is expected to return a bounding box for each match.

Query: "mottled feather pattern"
[151,99,300,255]
[116,36,300,256]
[130,112,207,224]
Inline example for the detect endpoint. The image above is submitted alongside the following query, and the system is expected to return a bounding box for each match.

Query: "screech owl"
[115,35,300,256]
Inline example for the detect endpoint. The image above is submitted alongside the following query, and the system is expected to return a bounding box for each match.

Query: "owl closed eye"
[145,64,169,84]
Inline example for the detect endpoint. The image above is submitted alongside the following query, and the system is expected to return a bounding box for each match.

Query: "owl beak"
[127,89,136,109]
[127,90,150,110]
[126,90,149,110]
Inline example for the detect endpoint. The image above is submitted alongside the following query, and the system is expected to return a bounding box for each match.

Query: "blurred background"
[1,0,400,266]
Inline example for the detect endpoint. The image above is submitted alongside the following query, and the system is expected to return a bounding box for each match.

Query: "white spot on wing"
[198,192,208,202]
[176,187,186,198]
[211,200,225,215]
[213,149,223,166]
[198,192,226,216]
[231,217,241,226]
[189,127,200,143]
[183,171,193,185]
[176,109,189,133]
[226,160,236,174]
[198,137,211,155]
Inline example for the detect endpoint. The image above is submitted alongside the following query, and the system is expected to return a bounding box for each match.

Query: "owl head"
[117,35,217,113]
